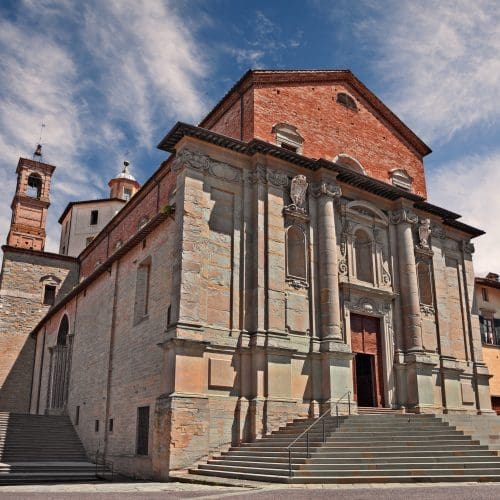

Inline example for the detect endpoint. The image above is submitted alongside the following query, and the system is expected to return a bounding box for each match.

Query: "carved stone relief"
[310,181,342,198]
[417,218,432,249]
[172,149,242,183]
[389,208,418,225]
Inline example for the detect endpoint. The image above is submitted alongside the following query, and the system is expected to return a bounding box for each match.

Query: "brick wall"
[204,79,427,197]
[80,167,176,279]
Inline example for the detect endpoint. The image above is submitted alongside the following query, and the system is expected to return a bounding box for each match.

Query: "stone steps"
[0,413,96,484]
[190,413,500,483]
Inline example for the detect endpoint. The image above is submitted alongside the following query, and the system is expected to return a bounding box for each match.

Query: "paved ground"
[1,482,500,499]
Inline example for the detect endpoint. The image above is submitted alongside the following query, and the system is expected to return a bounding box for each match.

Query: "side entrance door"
[350,313,384,408]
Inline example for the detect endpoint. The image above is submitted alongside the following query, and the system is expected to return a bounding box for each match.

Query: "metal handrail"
[95,452,114,481]
[286,390,351,477]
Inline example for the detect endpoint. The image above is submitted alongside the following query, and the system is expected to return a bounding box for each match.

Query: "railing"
[95,452,114,481]
[286,390,351,477]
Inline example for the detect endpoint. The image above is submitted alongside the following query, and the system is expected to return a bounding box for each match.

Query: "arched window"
[26,173,42,198]
[57,315,69,346]
[333,154,365,175]
[286,225,307,281]
[336,92,357,111]
[354,229,373,283]
[417,261,433,306]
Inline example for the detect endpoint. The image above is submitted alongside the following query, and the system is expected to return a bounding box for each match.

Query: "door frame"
[344,296,395,408]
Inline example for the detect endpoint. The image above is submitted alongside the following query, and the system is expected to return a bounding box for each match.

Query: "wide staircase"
[0,413,96,484]
[191,410,500,483]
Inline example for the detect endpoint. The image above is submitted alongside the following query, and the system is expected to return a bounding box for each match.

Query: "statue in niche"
[290,175,308,210]
[418,218,432,249]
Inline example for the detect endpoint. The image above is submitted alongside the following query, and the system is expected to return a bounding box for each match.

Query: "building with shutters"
[0,70,495,479]
[475,272,500,413]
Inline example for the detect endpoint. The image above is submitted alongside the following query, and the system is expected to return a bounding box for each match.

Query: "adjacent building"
[476,272,500,413]
[0,70,495,480]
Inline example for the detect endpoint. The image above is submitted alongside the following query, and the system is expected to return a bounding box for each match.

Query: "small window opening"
[123,188,132,201]
[109,418,114,432]
[136,406,150,456]
[336,92,357,111]
[57,315,69,346]
[95,420,100,432]
[280,142,298,153]
[26,173,42,198]
[75,406,80,426]
[482,287,489,302]
[43,285,56,306]
[167,305,172,326]
[90,210,99,225]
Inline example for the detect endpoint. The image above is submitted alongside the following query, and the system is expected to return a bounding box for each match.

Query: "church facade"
[0,70,494,479]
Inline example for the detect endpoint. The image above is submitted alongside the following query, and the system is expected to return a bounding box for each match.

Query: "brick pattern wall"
[80,168,176,279]
[205,81,426,197]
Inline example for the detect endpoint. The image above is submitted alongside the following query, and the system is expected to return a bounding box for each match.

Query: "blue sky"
[0,0,499,274]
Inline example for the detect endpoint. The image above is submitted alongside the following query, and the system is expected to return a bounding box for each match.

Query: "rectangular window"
[90,210,99,225]
[280,142,298,152]
[484,318,496,345]
[75,406,80,426]
[134,260,151,323]
[167,305,172,326]
[482,287,489,301]
[43,285,56,306]
[136,406,150,456]
[123,188,132,201]
[109,418,114,433]
[95,419,99,432]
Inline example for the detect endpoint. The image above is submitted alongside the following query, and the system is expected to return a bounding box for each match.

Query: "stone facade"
[0,247,78,412]
[0,70,494,480]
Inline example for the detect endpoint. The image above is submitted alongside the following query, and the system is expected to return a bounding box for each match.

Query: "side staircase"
[190,410,500,483]
[0,413,96,484]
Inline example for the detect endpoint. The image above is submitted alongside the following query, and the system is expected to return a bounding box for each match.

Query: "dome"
[115,161,136,181]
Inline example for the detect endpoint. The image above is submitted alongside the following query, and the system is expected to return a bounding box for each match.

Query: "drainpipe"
[103,259,120,457]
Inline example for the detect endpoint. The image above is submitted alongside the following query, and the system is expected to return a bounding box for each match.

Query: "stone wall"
[0,248,78,412]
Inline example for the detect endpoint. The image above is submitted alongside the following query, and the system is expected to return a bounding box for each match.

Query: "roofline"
[475,277,500,290]
[17,157,56,174]
[157,121,483,238]
[58,198,126,224]
[197,69,432,157]
[1,245,79,263]
[30,211,174,337]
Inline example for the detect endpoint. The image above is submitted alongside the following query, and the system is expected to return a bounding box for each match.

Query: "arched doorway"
[48,315,71,413]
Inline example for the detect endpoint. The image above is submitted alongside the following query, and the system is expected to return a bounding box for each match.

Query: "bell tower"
[6,146,55,251]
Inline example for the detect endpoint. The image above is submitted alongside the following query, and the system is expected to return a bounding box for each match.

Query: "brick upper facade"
[200,70,431,197]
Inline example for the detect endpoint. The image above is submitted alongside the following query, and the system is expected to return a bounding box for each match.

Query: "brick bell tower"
[7,145,55,251]
[0,145,79,413]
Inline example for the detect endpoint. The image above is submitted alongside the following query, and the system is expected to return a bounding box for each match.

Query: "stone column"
[312,180,342,341]
[390,206,422,351]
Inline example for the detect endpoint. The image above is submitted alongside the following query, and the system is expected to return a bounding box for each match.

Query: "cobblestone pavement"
[1,482,500,499]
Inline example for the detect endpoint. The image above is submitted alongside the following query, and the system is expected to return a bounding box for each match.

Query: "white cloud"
[358,0,500,144]
[0,0,209,255]
[428,151,500,276]
[82,0,208,148]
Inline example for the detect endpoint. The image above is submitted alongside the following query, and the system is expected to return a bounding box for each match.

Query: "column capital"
[310,180,342,198]
[389,207,418,225]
